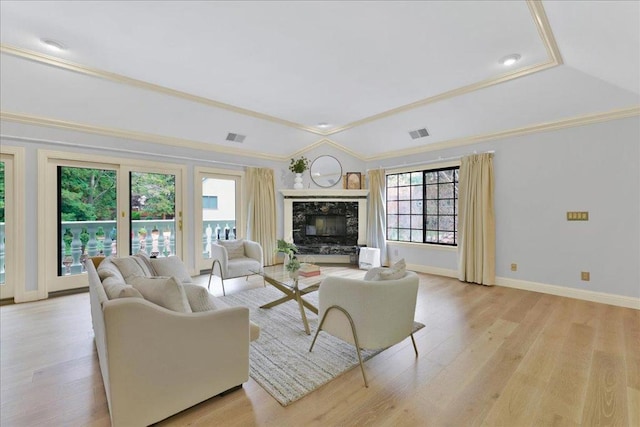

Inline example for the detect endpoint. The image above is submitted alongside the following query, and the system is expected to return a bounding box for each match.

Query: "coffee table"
[252,266,323,335]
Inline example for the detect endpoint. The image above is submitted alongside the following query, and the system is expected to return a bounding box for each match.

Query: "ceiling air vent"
[226,132,246,143]
[409,127,429,140]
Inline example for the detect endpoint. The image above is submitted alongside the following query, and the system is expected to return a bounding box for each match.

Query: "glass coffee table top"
[251,265,324,335]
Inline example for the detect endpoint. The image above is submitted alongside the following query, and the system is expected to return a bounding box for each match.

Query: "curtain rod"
[0,134,259,168]
[367,150,495,172]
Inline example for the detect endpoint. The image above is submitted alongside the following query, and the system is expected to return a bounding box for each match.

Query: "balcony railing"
[0,219,238,281]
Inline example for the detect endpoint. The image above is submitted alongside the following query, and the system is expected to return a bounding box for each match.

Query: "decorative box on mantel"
[280,189,369,263]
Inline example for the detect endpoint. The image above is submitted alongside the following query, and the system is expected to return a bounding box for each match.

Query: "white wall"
[368,116,640,300]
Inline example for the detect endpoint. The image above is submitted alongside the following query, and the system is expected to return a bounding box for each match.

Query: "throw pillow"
[118,286,144,299]
[364,267,386,281]
[102,276,129,299]
[379,258,406,280]
[97,257,126,282]
[149,256,193,284]
[111,256,149,281]
[128,276,192,313]
[134,253,156,276]
[183,284,220,312]
[218,239,245,260]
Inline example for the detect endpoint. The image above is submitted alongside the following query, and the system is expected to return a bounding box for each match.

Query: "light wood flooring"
[1,267,638,426]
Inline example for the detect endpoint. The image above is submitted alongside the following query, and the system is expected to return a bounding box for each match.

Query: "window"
[386,166,459,246]
[202,195,218,210]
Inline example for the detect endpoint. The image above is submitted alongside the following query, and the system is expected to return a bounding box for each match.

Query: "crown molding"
[0,44,325,136]
[288,138,367,161]
[0,111,285,162]
[364,106,640,162]
[0,1,562,137]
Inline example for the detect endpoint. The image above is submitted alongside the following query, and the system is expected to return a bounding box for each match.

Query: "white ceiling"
[0,0,638,160]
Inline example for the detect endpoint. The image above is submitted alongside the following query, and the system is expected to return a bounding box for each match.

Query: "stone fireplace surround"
[280,189,369,263]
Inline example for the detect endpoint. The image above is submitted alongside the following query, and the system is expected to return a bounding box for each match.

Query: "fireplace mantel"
[280,189,369,262]
[280,189,369,198]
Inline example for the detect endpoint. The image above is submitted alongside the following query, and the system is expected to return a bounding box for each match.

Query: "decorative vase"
[293,173,303,189]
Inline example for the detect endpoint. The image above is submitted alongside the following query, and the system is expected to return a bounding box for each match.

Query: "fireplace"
[281,189,369,260]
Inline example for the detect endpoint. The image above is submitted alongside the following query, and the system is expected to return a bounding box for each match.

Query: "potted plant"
[63,228,74,274]
[79,227,90,269]
[289,156,309,189]
[275,239,300,278]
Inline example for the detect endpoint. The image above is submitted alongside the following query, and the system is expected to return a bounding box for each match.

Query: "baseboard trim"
[407,264,458,278]
[407,264,639,309]
[495,277,640,309]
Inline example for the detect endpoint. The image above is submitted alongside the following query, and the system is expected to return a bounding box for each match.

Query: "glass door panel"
[129,171,176,257]
[57,166,117,276]
[196,170,242,272]
[0,159,9,298]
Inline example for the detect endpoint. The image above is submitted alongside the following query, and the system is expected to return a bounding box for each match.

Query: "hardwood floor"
[1,268,638,426]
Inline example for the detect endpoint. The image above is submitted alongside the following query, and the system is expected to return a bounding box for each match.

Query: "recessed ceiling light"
[41,38,66,52]
[500,54,521,66]
[317,122,331,129]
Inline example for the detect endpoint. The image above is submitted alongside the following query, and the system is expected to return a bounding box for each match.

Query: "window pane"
[411,215,423,228]
[387,228,398,240]
[426,230,438,242]
[439,199,454,214]
[387,175,397,187]
[410,172,423,185]
[426,172,438,184]
[387,201,398,214]
[439,231,455,244]
[426,200,438,214]
[387,187,398,200]
[439,215,455,231]
[398,215,411,228]
[439,170,454,183]
[399,201,411,214]
[398,229,411,241]
[398,173,411,186]
[202,177,237,259]
[411,185,422,199]
[59,166,117,276]
[131,171,176,257]
[426,215,438,230]
[387,215,398,228]
[411,200,422,214]
[398,186,411,200]
[440,183,454,198]
[411,229,423,242]
[426,184,438,199]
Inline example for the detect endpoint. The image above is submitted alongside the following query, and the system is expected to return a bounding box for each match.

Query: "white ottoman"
[359,247,381,270]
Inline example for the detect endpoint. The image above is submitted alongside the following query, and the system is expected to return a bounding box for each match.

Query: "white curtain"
[367,169,388,266]
[246,167,277,266]
[457,153,496,285]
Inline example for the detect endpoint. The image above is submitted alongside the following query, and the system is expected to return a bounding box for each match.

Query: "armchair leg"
[208,259,226,296]
[410,333,418,357]
[309,305,368,388]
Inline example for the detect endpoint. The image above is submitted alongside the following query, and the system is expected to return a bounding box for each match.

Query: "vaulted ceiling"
[1,1,638,161]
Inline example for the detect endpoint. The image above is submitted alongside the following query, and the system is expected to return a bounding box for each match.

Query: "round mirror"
[310,155,342,188]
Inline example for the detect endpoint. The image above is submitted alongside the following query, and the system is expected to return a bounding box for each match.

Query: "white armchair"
[208,239,264,295]
[309,270,420,387]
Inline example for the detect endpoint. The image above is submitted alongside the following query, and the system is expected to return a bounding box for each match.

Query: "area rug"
[219,286,425,406]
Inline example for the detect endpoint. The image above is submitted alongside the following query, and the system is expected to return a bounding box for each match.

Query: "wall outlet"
[511,263,517,271]
[581,271,590,281]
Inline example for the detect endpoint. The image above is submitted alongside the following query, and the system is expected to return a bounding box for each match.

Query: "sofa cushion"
[111,256,150,281]
[118,286,144,299]
[364,267,386,281]
[150,256,193,284]
[129,276,192,313]
[183,284,221,312]
[102,275,129,299]
[97,257,126,282]
[218,239,245,260]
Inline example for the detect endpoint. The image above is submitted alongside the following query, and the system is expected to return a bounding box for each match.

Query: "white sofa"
[86,256,259,426]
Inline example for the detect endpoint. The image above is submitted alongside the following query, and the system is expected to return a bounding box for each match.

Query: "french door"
[0,155,14,299]
[40,150,184,293]
[194,167,243,272]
